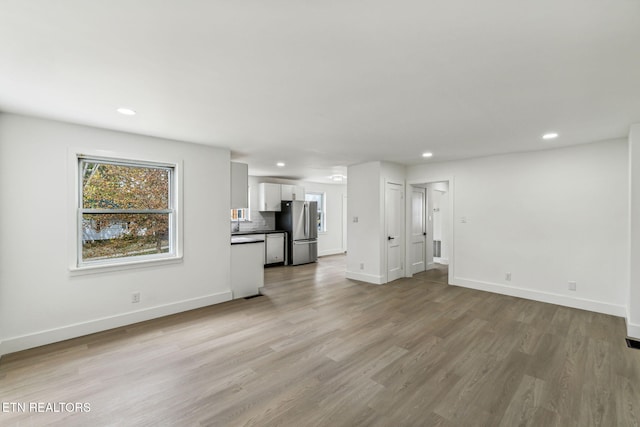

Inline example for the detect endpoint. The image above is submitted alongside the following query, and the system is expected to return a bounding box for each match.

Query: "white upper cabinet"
[258,183,282,211]
[258,183,306,210]
[230,162,248,209]
[281,184,305,201]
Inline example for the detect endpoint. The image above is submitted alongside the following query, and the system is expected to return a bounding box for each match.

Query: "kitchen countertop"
[230,236,265,245]
[231,230,287,236]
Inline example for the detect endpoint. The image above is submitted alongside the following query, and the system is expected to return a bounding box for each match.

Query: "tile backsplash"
[231,210,275,232]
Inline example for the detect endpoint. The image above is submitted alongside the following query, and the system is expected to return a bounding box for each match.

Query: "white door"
[410,187,426,274]
[386,182,404,282]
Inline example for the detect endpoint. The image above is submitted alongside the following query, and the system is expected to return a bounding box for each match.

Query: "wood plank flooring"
[1,255,640,426]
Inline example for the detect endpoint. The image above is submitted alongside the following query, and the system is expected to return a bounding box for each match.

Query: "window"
[231,208,250,221]
[305,192,326,232]
[78,157,176,266]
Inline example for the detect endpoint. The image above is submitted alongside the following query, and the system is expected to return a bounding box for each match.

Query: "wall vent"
[433,240,442,258]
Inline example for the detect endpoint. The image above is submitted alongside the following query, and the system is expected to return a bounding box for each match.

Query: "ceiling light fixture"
[117,107,136,116]
[331,175,345,182]
[422,152,433,158]
[276,162,285,167]
[542,132,559,140]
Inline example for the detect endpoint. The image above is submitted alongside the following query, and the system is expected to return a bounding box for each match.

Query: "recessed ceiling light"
[276,162,285,167]
[117,107,136,116]
[422,152,433,158]
[331,175,344,182]
[542,132,559,140]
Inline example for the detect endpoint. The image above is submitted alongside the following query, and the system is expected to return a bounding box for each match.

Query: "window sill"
[69,255,183,276]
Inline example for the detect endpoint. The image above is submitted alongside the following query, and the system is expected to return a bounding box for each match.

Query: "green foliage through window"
[79,158,175,265]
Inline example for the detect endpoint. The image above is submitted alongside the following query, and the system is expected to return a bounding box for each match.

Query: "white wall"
[0,114,232,356]
[305,181,346,256]
[347,162,383,283]
[628,124,640,338]
[381,162,406,184]
[407,140,629,316]
[347,161,406,284]
[241,176,346,256]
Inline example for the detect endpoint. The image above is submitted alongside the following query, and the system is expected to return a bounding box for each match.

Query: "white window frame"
[305,191,327,233]
[69,149,183,274]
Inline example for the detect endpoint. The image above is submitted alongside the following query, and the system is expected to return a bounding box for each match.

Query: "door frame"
[404,176,455,285]
[409,186,427,274]
[342,194,348,252]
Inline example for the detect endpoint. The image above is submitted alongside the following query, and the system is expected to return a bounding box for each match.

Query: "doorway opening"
[409,181,450,284]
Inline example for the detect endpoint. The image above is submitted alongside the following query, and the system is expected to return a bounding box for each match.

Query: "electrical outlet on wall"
[132,292,141,303]
[360,263,364,270]
[568,281,577,291]
[505,272,511,281]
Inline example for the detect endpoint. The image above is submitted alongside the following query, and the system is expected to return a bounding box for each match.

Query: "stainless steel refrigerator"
[276,201,318,265]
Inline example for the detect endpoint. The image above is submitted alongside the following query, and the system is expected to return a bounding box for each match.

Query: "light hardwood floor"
[1,255,640,426]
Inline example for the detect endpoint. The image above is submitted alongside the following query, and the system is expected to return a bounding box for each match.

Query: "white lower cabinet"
[231,241,265,298]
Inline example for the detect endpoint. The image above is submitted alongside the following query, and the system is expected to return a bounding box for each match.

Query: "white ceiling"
[1,1,640,183]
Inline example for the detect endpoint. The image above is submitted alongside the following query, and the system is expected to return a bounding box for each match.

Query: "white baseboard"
[346,271,385,285]
[319,248,346,257]
[453,276,626,317]
[433,257,449,265]
[0,291,232,358]
[627,321,640,339]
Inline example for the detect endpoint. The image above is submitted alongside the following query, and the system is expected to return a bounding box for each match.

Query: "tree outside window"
[79,157,176,266]
[230,208,249,221]
[305,192,326,232]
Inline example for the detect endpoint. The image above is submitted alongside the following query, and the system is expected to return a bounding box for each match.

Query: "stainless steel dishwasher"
[265,233,286,265]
